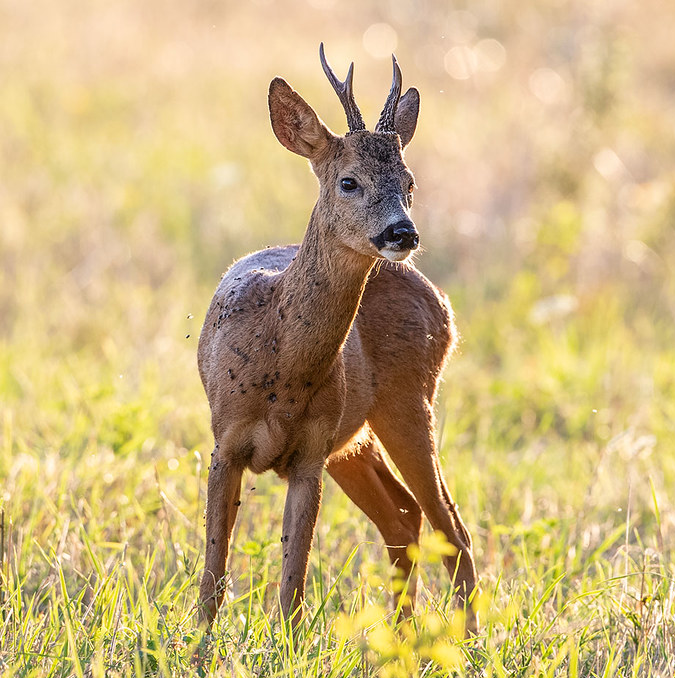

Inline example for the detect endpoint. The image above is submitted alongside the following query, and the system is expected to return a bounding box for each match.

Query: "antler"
[375,55,402,134]
[319,43,366,135]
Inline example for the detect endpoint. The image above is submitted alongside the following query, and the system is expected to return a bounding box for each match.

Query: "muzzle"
[370,219,420,252]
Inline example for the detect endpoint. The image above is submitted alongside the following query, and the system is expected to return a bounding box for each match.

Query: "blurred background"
[3,0,673,309]
[1,0,674,614]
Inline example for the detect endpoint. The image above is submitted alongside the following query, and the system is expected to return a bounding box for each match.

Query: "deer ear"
[269,78,333,159]
[395,87,420,148]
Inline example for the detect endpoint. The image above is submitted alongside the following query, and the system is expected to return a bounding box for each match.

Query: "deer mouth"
[370,219,419,261]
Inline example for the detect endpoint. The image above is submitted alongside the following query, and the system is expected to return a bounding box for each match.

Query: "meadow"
[1,0,674,675]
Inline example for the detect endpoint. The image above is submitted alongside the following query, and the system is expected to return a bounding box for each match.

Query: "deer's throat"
[274,219,374,380]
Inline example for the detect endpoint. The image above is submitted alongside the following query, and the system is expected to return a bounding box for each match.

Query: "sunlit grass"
[1,278,673,675]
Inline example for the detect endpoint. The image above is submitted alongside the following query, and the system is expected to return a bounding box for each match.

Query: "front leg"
[279,466,323,625]
[199,450,244,627]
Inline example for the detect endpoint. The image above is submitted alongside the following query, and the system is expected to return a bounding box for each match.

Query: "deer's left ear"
[395,87,420,148]
[269,78,334,160]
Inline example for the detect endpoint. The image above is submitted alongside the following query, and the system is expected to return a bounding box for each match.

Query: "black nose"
[386,220,419,250]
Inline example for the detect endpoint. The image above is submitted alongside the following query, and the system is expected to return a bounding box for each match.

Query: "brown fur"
[198,59,477,631]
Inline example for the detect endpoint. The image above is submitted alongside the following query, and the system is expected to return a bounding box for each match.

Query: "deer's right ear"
[269,78,333,159]
[395,87,420,148]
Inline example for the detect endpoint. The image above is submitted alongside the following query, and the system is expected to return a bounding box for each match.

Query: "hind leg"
[326,437,422,615]
[369,400,478,631]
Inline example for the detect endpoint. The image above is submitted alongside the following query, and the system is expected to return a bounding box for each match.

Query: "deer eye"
[408,181,415,194]
[340,177,358,192]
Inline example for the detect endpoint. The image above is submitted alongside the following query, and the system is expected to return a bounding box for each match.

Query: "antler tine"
[319,43,366,134]
[375,54,403,134]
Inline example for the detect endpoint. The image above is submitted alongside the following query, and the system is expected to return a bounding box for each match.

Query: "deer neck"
[274,207,374,381]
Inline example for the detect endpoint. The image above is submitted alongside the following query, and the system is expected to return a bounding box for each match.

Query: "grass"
[1,0,674,675]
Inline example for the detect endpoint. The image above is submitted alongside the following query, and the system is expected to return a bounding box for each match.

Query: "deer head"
[268,44,421,263]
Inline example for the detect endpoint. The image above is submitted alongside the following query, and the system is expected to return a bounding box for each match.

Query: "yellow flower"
[429,640,463,669]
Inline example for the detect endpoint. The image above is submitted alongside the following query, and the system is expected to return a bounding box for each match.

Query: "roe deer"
[198,44,478,631]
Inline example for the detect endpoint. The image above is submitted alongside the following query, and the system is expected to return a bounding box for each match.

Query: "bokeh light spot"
[593,147,628,181]
[363,23,398,59]
[474,39,506,72]
[529,67,566,104]
[444,45,476,80]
